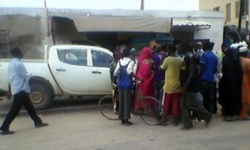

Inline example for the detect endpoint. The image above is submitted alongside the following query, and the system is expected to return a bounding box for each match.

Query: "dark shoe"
[205,116,212,128]
[212,109,217,114]
[224,116,239,122]
[158,118,168,126]
[173,121,178,126]
[131,109,141,115]
[205,120,211,128]
[212,106,218,114]
[121,119,125,125]
[155,115,163,121]
[35,123,49,128]
[223,116,232,121]
[114,111,119,115]
[125,120,133,126]
[173,118,179,126]
[230,115,240,121]
[180,126,193,130]
[0,129,15,135]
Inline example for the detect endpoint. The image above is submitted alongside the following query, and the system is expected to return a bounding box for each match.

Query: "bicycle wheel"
[98,95,119,120]
[139,96,163,125]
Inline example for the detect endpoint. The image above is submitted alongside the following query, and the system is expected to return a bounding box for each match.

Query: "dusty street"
[0,107,250,150]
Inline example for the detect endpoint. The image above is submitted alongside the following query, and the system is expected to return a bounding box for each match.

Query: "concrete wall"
[0,8,87,59]
[194,18,224,51]
[0,8,52,59]
[0,15,45,58]
[200,0,238,25]
[199,0,250,28]
[0,8,225,58]
[171,10,224,51]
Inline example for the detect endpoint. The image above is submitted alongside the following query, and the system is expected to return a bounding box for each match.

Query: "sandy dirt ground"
[0,108,250,150]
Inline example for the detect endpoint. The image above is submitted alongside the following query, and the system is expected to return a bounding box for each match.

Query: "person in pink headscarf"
[134,42,156,113]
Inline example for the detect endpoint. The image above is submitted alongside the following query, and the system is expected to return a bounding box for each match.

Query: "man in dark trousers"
[178,41,212,130]
[199,42,218,113]
[0,47,48,135]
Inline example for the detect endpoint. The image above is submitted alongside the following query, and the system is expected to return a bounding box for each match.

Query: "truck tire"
[30,83,52,110]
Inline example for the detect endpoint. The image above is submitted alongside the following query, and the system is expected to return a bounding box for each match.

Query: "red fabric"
[240,104,249,119]
[239,57,250,119]
[134,47,155,110]
[138,47,152,63]
[163,92,180,118]
[240,57,250,104]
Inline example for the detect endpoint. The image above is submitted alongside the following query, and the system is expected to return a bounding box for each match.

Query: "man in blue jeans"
[199,42,219,113]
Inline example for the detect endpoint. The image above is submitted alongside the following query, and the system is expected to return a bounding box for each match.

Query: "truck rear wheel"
[30,83,52,110]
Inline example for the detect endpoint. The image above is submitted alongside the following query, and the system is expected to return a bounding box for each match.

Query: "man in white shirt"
[0,47,48,135]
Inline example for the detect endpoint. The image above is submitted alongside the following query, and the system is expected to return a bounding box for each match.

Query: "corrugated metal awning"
[75,16,172,33]
[50,10,172,33]
[173,19,211,27]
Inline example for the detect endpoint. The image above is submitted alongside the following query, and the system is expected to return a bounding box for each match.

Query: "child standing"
[160,44,183,126]
[109,51,121,113]
[114,48,135,126]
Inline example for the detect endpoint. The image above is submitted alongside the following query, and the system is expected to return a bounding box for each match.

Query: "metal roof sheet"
[173,19,211,27]
[50,10,172,33]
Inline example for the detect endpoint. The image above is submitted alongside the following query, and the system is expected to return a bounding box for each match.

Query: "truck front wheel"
[30,83,52,110]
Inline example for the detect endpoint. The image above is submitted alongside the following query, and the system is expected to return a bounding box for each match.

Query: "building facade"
[200,0,249,28]
[0,8,225,58]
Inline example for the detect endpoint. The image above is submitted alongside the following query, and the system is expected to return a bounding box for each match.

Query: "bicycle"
[98,81,164,125]
[98,83,119,121]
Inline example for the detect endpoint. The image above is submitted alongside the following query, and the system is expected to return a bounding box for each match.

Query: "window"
[236,0,249,18]
[213,6,220,11]
[226,3,231,21]
[235,1,240,18]
[58,49,87,66]
[0,29,9,57]
[91,50,113,67]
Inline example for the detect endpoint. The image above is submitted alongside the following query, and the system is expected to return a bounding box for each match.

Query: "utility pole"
[44,0,50,37]
[245,0,250,43]
[140,0,144,10]
[238,0,245,36]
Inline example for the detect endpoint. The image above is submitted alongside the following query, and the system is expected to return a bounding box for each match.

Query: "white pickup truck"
[0,45,113,109]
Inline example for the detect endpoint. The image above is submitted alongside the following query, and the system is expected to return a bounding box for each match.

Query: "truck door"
[50,48,90,94]
[89,49,113,94]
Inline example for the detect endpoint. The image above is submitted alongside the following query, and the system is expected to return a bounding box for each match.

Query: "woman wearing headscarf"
[133,41,156,113]
[219,44,243,121]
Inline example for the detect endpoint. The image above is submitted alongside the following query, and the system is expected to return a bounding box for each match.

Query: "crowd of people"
[110,40,250,130]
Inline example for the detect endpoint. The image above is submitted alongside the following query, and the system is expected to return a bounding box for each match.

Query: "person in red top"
[134,41,156,112]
